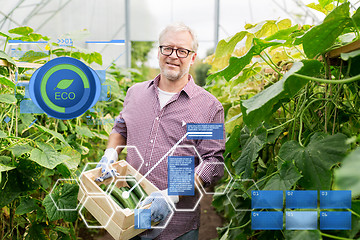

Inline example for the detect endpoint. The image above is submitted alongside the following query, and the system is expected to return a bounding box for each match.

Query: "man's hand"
[140,190,178,222]
[95,148,119,182]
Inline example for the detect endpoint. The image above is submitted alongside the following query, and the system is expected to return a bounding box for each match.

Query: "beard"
[162,63,190,81]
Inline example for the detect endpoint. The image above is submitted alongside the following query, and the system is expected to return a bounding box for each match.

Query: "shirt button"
[150,139,153,143]
[155,117,159,120]
[145,163,149,167]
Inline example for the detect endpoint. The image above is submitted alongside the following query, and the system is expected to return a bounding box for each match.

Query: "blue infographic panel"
[286,190,317,209]
[168,156,195,196]
[252,191,283,209]
[320,211,351,230]
[187,123,224,140]
[134,209,151,229]
[320,190,351,209]
[285,211,318,230]
[251,211,283,230]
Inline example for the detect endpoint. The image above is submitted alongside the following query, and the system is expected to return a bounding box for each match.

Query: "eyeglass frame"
[159,45,195,58]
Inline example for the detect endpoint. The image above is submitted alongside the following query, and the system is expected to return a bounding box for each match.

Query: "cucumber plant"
[207,1,360,239]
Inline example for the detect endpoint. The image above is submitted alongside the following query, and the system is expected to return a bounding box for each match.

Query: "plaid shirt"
[111,74,225,239]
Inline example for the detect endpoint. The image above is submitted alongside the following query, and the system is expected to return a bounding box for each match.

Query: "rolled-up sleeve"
[195,105,226,187]
[111,87,132,138]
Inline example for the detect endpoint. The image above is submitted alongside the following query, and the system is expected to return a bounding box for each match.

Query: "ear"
[157,47,160,60]
[190,52,197,66]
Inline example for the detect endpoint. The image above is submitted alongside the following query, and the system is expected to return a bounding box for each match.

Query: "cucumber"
[120,187,138,208]
[111,186,136,209]
[99,184,107,191]
[123,186,140,207]
[126,175,148,199]
[110,195,124,209]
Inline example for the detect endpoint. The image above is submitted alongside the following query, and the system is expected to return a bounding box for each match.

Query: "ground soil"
[95,193,224,240]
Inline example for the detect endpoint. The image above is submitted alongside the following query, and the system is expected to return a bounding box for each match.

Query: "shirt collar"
[147,74,195,98]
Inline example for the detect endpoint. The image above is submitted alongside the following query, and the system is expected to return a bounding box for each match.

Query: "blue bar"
[9,40,47,44]
[320,211,351,230]
[286,190,317,209]
[252,190,283,209]
[285,211,318,230]
[320,190,351,209]
[187,123,224,140]
[134,209,151,229]
[251,211,283,230]
[85,40,125,44]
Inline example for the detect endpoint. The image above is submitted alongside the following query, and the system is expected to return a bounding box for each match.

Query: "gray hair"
[159,22,198,52]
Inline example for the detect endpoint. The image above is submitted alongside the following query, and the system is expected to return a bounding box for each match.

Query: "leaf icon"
[54,79,74,90]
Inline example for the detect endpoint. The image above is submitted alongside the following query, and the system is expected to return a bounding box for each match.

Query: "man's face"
[158,30,197,82]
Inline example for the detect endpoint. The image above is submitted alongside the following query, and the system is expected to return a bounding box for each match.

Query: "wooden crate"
[78,160,159,240]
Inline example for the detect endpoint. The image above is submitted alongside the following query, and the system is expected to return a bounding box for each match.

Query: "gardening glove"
[95,148,119,182]
[140,190,179,222]
[139,190,178,238]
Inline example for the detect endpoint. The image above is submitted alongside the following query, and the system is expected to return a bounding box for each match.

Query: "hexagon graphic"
[79,194,115,229]
[226,179,259,212]
[108,177,147,210]
[49,178,84,211]
[169,145,204,164]
[197,162,233,195]
[139,194,175,230]
[171,181,203,212]
[79,162,116,195]
[114,145,144,174]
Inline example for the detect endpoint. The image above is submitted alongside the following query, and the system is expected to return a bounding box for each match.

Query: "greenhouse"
[1,0,360,239]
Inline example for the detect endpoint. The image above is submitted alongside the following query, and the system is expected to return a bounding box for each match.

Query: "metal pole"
[125,0,131,68]
[214,0,220,53]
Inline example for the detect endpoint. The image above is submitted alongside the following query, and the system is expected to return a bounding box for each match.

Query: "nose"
[169,49,178,58]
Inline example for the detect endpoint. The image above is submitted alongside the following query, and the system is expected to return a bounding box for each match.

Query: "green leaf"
[37,125,70,146]
[284,230,321,240]
[54,79,74,90]
[0,50,16,66]
[301,2,351,58]
[29,148,70,169]
[9,26,33,36]
[25,223,47,240]
[19,50,48,63]
[61,147,81,169]
[0,130,7,138]
[265,24,299,41]
[231,65,261,87]
[334,147,360,197]
[209,38,282,81]
[15,197,37,215]
[0,163,16,172]
[233,125,267,178]
[240,60,322,129]
[319,0,333,8]
[0,76,15,88]
[10,144,33,157]
[42,183,79,222]
[91,52,102,65]
[340,49,360,61]
[352,7,360,29]
[278,133,348,190]
[211,31,247,70]
[0,93,16,104]
[75,125,94,138]
[0,31,9,39]
[263,161,302,191]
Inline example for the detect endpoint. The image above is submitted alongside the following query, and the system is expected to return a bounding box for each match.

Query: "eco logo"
[29,57,101,120]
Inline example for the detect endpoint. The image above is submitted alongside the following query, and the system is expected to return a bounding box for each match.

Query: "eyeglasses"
[159,46,195,58]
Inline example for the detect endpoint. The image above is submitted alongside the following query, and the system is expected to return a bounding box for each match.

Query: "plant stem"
[267,118,295,131]
[260,54,282,77]
[229,219,251,230]
[293,73,360,84]
[320,232,353,240]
